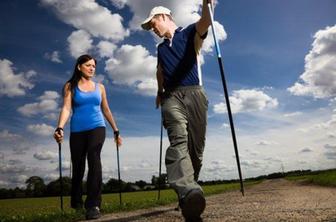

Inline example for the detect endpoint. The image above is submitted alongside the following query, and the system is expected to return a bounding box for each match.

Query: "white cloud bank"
[40,0,129,41]
[27,123,54,137]
[288,25,336,99]
[213,89,278,114]
[0,59,35,97]
[18,91,60,119]
[44,51,62,63]
[105,44,157,96]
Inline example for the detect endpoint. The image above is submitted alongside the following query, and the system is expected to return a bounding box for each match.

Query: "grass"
[0,181,253,222]
[286,169,336,187]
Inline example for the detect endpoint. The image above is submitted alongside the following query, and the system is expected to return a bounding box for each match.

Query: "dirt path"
[86,179,336,221]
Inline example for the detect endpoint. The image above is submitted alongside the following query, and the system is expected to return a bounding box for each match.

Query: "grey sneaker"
[180,189,206,221]
[85,206,101,220]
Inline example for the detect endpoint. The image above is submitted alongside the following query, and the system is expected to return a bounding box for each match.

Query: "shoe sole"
[181,190,206,219]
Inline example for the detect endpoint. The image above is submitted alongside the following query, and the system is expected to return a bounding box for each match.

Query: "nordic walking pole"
[207,0,244,196]
[56,131,64,211]
[158,118,163,200]
[115,131,122,205]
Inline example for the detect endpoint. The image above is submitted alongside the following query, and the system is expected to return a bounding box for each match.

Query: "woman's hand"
[114,131,122,146]
[53,128,64,143]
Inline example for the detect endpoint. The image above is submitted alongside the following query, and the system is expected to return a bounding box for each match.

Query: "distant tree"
[25,176,46,197]
[13,187,26,198]
[45,177,71,196]
[151,174,168,189]
[135,180,147,189]
[124,183,140,192]
[0,188,10,199]
[103,178,126,193]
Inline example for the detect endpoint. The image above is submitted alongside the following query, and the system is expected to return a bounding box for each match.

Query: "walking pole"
[157,118,163,200]
[115,132,122,205]
[207,0,245,196]
[57,137,64,211]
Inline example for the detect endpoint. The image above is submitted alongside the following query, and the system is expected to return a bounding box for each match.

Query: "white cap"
[141,6,172,30]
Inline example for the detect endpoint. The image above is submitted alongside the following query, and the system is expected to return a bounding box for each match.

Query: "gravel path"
[84,179,336,222]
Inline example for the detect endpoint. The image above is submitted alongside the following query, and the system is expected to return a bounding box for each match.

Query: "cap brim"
[141,16,154,30]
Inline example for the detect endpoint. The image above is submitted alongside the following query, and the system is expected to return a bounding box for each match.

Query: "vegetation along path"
[84,179,336,222]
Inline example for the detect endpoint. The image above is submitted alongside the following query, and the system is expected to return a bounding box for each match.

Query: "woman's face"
[78,59,96,79]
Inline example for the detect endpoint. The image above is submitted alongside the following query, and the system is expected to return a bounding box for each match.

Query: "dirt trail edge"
[83,179,336,222]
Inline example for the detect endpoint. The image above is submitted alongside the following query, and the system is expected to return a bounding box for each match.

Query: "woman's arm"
[100,84,122,145]
[54,83,72,143]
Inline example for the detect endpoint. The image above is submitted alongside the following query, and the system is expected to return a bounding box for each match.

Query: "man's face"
[150,15,165,38]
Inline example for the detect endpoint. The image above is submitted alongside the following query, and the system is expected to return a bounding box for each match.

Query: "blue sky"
[0,0,335,188]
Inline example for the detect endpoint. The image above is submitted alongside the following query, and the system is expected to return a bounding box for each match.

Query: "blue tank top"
[70,82,106,132]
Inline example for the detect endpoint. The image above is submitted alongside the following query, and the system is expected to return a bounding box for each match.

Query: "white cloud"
[33,151,58,160]
[0,130,21,141]
[324,144,336,160]
[0,180,9,187]
[27,124,54,137]
[220,123,230,129]
[136,78,157,96]
[97,41,117,58]
[44,51,62,63]
[213,89,278,114]
[0,164,30,174]
[0,59,35,97]
[288,25,336,99]
[43,174,59,183]
[38,91,59,100]
[17,91,60,118]
[109,0,128,9]
[202,21,227,54]
[256,140,278,146]
[105,44,157,95]
[56,160,71,171]
[283,112,302,118]
[9,175,28,185]
[67,30,93,58]
[40,0,129,41]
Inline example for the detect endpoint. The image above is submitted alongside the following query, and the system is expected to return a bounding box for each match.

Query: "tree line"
[0,174,168,199]
[1,169,331,199]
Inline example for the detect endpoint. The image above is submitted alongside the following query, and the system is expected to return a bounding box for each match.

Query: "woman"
[54,54,122,220]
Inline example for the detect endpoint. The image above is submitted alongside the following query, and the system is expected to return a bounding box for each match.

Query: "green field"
[286,169,336,187]
[0,182,246,222]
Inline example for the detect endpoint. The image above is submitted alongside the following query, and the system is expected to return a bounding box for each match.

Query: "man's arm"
[196,0,212,37]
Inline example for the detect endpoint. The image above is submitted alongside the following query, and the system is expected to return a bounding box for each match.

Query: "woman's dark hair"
[63,54,97,97]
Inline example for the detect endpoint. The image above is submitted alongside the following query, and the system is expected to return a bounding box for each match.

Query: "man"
[141,1,212,221]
